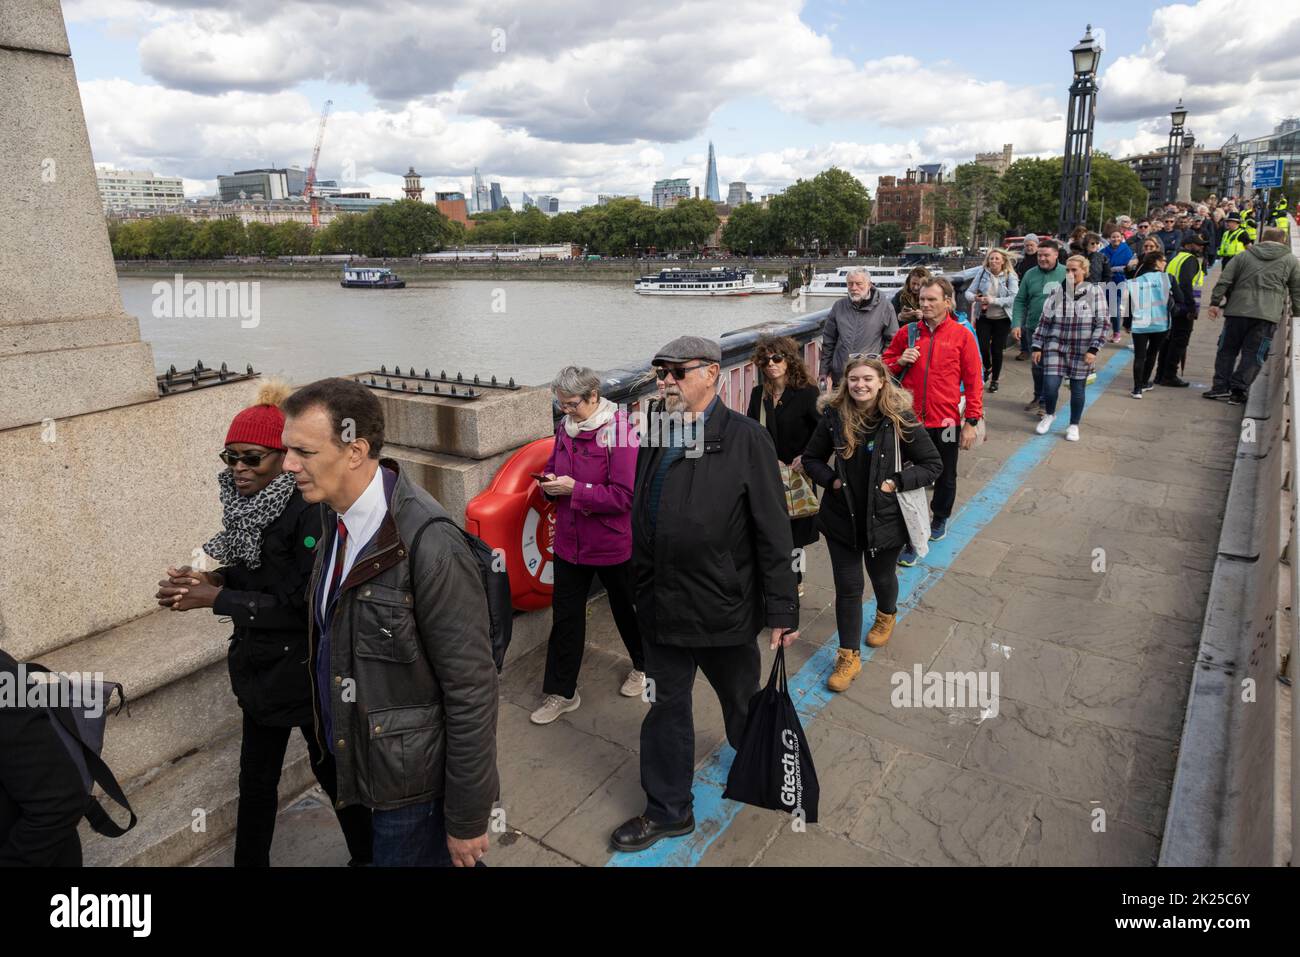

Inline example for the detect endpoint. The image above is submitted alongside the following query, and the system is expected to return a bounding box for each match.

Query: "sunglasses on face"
[654,361,711,381]
[220,449,279,468]
[761,355,787,366]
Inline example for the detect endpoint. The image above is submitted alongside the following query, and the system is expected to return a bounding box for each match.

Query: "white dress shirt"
[321,465,388,594]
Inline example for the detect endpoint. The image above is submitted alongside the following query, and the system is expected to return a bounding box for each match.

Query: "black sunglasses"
[654,361,711,381]
[220,449,280,468]
[760,354,788,365]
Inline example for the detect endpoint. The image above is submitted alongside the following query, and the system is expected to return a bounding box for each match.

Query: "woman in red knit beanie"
[155,381,372,866]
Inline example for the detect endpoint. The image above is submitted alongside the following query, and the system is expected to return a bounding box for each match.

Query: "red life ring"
[465,437,557,611]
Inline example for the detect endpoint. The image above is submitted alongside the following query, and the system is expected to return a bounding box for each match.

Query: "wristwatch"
[965,418,981,428]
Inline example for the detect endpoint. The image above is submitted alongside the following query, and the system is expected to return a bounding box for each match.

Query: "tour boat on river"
[633,266,784,296]
[802,265,944,298]
[340,266,406,289]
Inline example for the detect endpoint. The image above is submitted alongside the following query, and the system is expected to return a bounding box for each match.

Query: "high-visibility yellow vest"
[1218,227,1249,258]
[1167,251,1205,288]
[1275,212,1292,235]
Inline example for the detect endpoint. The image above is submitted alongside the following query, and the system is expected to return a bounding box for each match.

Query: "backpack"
[24,663,137,838]
[409,516,513,672]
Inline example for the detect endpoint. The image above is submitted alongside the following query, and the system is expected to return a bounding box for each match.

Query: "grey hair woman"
[531,364,645,725]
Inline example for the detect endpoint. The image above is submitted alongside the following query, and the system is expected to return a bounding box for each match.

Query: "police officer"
[1216,213,1252,264]
[1155,233,1207,388]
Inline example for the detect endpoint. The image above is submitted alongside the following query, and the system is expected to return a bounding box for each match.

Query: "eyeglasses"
[846,352,881,361]
[654,361,711,381]
[220,449,279,468]
[554,395,591,413]
[760,355,787,366]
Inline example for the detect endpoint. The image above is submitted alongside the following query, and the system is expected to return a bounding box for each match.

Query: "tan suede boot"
[826,648,861,692]
[866,611,897,648]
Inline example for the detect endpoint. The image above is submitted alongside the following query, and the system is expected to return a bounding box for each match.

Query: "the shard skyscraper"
[704,141,721,202]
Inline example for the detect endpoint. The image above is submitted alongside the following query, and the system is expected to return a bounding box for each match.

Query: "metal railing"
[1289,313,1299,866]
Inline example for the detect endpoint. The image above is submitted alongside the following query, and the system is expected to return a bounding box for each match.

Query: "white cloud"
[1098,0,1300,148]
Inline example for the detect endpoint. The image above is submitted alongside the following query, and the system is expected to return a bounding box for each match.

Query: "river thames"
[121,277,816,385]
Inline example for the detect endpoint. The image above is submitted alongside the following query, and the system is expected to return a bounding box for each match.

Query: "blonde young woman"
[800,356,943,692]
[963,247,1020,393]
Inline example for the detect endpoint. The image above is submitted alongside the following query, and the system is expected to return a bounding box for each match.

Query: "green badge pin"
[304,535,317,548]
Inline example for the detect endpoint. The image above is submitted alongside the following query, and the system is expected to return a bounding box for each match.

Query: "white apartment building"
[96,166,185,211]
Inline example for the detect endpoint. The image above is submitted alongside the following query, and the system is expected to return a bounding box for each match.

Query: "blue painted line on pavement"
[606,348,1133,867]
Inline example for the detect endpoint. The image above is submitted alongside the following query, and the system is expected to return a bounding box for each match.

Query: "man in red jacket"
[882,276,985,566]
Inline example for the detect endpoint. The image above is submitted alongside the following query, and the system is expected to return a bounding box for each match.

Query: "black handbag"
[722,645,819,822]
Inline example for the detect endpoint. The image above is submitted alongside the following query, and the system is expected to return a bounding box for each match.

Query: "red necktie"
[327,518,348,608]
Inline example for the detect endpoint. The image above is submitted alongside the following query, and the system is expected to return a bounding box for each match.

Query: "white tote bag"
[893,425,931,560]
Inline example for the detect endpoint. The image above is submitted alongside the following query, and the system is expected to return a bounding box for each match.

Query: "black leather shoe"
[610,814,695,852]
[1157,376,1190,387]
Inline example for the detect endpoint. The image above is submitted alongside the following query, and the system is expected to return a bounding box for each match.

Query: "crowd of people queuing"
[3,190,1297,869]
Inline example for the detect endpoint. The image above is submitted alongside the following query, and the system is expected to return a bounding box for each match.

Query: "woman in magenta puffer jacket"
[530,366,645,726]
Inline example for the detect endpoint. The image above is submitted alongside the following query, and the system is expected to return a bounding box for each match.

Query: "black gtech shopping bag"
[722,645,819,823]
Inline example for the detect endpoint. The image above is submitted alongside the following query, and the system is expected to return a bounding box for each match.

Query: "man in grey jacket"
[1205,228,1300,404]
[818,268,899,389]
[282,378,499,867]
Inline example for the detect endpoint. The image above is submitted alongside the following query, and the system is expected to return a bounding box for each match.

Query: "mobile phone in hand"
[530,472,548,481]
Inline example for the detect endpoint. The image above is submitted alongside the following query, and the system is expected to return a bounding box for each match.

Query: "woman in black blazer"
[746,335,822,594]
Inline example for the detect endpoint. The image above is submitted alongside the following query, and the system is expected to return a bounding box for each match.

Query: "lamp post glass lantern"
[1058,25,1102,239]
[1165,98,1188,205]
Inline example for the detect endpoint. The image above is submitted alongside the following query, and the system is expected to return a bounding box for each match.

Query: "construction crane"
[304,99,333,228]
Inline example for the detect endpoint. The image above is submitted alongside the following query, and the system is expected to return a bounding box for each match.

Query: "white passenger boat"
[633,266,784,296]
[802,265,939,298]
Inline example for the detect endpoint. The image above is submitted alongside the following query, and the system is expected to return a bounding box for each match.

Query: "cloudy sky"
[66,0,1300,208]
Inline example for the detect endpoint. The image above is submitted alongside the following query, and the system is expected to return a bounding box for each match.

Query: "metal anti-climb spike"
[380,365,387,374]
[424,368,431,379]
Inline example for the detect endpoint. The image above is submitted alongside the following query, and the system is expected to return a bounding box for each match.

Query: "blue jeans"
[1030,359,1044,404]
[372,798,452,867]
[1041,374,1086,425]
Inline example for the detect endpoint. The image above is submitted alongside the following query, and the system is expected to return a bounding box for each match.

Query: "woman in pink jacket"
[531,366,645,725]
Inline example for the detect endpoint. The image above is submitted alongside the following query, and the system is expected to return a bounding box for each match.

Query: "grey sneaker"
[620,669,647,698]
[530,692,581,724]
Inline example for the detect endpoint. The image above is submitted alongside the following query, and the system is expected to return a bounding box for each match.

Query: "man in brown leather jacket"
[282,378,499,867]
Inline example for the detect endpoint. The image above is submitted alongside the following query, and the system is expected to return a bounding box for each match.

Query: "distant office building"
[220,169,291,202]
[1220,118,1300,197]
[470,167,490,213]
[534,194,559,213]
[974,144,1014,175]
[435,191,471,226]
[489,181,505,211]
[726,181,752,206]
[403,167,424,202]
[95,166,185,211]
[597,193,638,205]
[522,192,535,209]
[1120,134,1222,204]
[704,141,721,202]
[652,178,691,209]
[314,179,341,197]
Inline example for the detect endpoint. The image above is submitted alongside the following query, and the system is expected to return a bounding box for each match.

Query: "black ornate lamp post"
[1057,25,1103,239]
[1164,99,1188,204]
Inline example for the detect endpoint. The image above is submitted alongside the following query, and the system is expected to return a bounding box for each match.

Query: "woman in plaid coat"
[1030,254,1110,441]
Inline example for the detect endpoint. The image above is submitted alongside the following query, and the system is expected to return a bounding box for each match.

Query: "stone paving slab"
[190,329,1238,867]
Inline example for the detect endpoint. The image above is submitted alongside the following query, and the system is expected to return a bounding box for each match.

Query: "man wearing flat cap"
[610,335,800,852]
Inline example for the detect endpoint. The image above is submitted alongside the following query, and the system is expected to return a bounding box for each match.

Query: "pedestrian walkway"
[193,325,1239,867]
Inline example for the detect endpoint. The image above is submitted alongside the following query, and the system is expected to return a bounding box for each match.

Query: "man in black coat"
[0,649,86,866]
[610,336,799,852]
